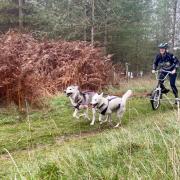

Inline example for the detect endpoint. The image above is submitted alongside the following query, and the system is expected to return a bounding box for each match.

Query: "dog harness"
[100,105,108,115]
[74,91,95,109]
[99,96,120,115]
[74,93,86,109]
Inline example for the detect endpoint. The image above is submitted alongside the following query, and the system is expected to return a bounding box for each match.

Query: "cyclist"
[152,43,180,104]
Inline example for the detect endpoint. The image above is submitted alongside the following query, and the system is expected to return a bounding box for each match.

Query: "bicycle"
[150,69,172,110]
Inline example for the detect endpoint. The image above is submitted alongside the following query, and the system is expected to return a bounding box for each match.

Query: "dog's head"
[91,93,103,108]
[64,85,79,97]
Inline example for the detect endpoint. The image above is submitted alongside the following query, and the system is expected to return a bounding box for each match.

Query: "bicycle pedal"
[162,89,170,94]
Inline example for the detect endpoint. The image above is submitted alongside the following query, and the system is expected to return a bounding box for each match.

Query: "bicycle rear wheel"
[150,89,161,110]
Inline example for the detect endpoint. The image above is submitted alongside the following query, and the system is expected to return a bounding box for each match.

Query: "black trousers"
[159,72,178,98]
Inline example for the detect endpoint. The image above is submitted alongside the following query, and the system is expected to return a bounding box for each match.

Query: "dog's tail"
[121,90,132,106]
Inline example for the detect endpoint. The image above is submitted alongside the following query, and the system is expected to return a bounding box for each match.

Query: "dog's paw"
[85,116,90,121]
[114,123,120,128]
[73,116,79,119]
[100,120,108,125]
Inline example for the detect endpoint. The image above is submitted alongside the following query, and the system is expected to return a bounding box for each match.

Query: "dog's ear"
[93,93,98,97]
[100,92,103,97]
[74,86,79,90]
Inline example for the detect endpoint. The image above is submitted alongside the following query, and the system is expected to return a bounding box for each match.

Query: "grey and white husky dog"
[91,90,132,127]
[64,85,98,125]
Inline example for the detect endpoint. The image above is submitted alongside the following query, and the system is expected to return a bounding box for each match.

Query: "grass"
[0,77,179,179]
[107,76,156,94]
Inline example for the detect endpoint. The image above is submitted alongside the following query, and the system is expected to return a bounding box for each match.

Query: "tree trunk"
[172,0,178,49]
[84,0,87,42]
[91,0,94,47]
[104,20,107,54]
[104,0,110,55]
[18,0,23,30]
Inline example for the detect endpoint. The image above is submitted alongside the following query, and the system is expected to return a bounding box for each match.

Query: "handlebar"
[153,69,172,81]
[154,69,172,74]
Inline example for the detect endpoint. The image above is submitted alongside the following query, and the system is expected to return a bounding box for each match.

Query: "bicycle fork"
[154,84,162,101]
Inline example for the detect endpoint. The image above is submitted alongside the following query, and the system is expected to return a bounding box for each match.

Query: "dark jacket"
[153,52,179,71]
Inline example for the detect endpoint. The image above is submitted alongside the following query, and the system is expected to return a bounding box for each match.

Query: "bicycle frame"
[154,69,172,81]
[151,69,171,99]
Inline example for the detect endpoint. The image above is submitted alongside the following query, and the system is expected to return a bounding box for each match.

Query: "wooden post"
[125,62,129,81]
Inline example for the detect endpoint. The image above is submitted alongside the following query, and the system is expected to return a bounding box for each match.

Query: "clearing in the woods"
[0,78,179,179]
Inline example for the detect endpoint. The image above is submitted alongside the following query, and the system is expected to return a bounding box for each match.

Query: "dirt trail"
[0,127,112,160]
[0,92,150,160]
[55,128,110,144]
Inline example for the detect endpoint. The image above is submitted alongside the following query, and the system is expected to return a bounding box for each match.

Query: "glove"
[171,69,176,74]
[152,70,155,74]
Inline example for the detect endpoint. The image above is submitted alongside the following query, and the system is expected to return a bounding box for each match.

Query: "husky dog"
[91,90,132,127]
[64,85,98,125]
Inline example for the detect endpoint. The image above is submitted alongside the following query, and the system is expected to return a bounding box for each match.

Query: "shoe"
[175,98,179,105]
[161,89,170,94]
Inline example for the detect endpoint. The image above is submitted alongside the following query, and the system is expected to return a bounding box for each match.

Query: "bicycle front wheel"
[150,89,161,110]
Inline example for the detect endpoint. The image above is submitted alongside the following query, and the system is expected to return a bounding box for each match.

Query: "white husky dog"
[64,85,99,125]
[91,90,132,127]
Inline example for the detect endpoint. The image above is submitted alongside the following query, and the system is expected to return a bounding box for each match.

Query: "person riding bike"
[152,43,180,104]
